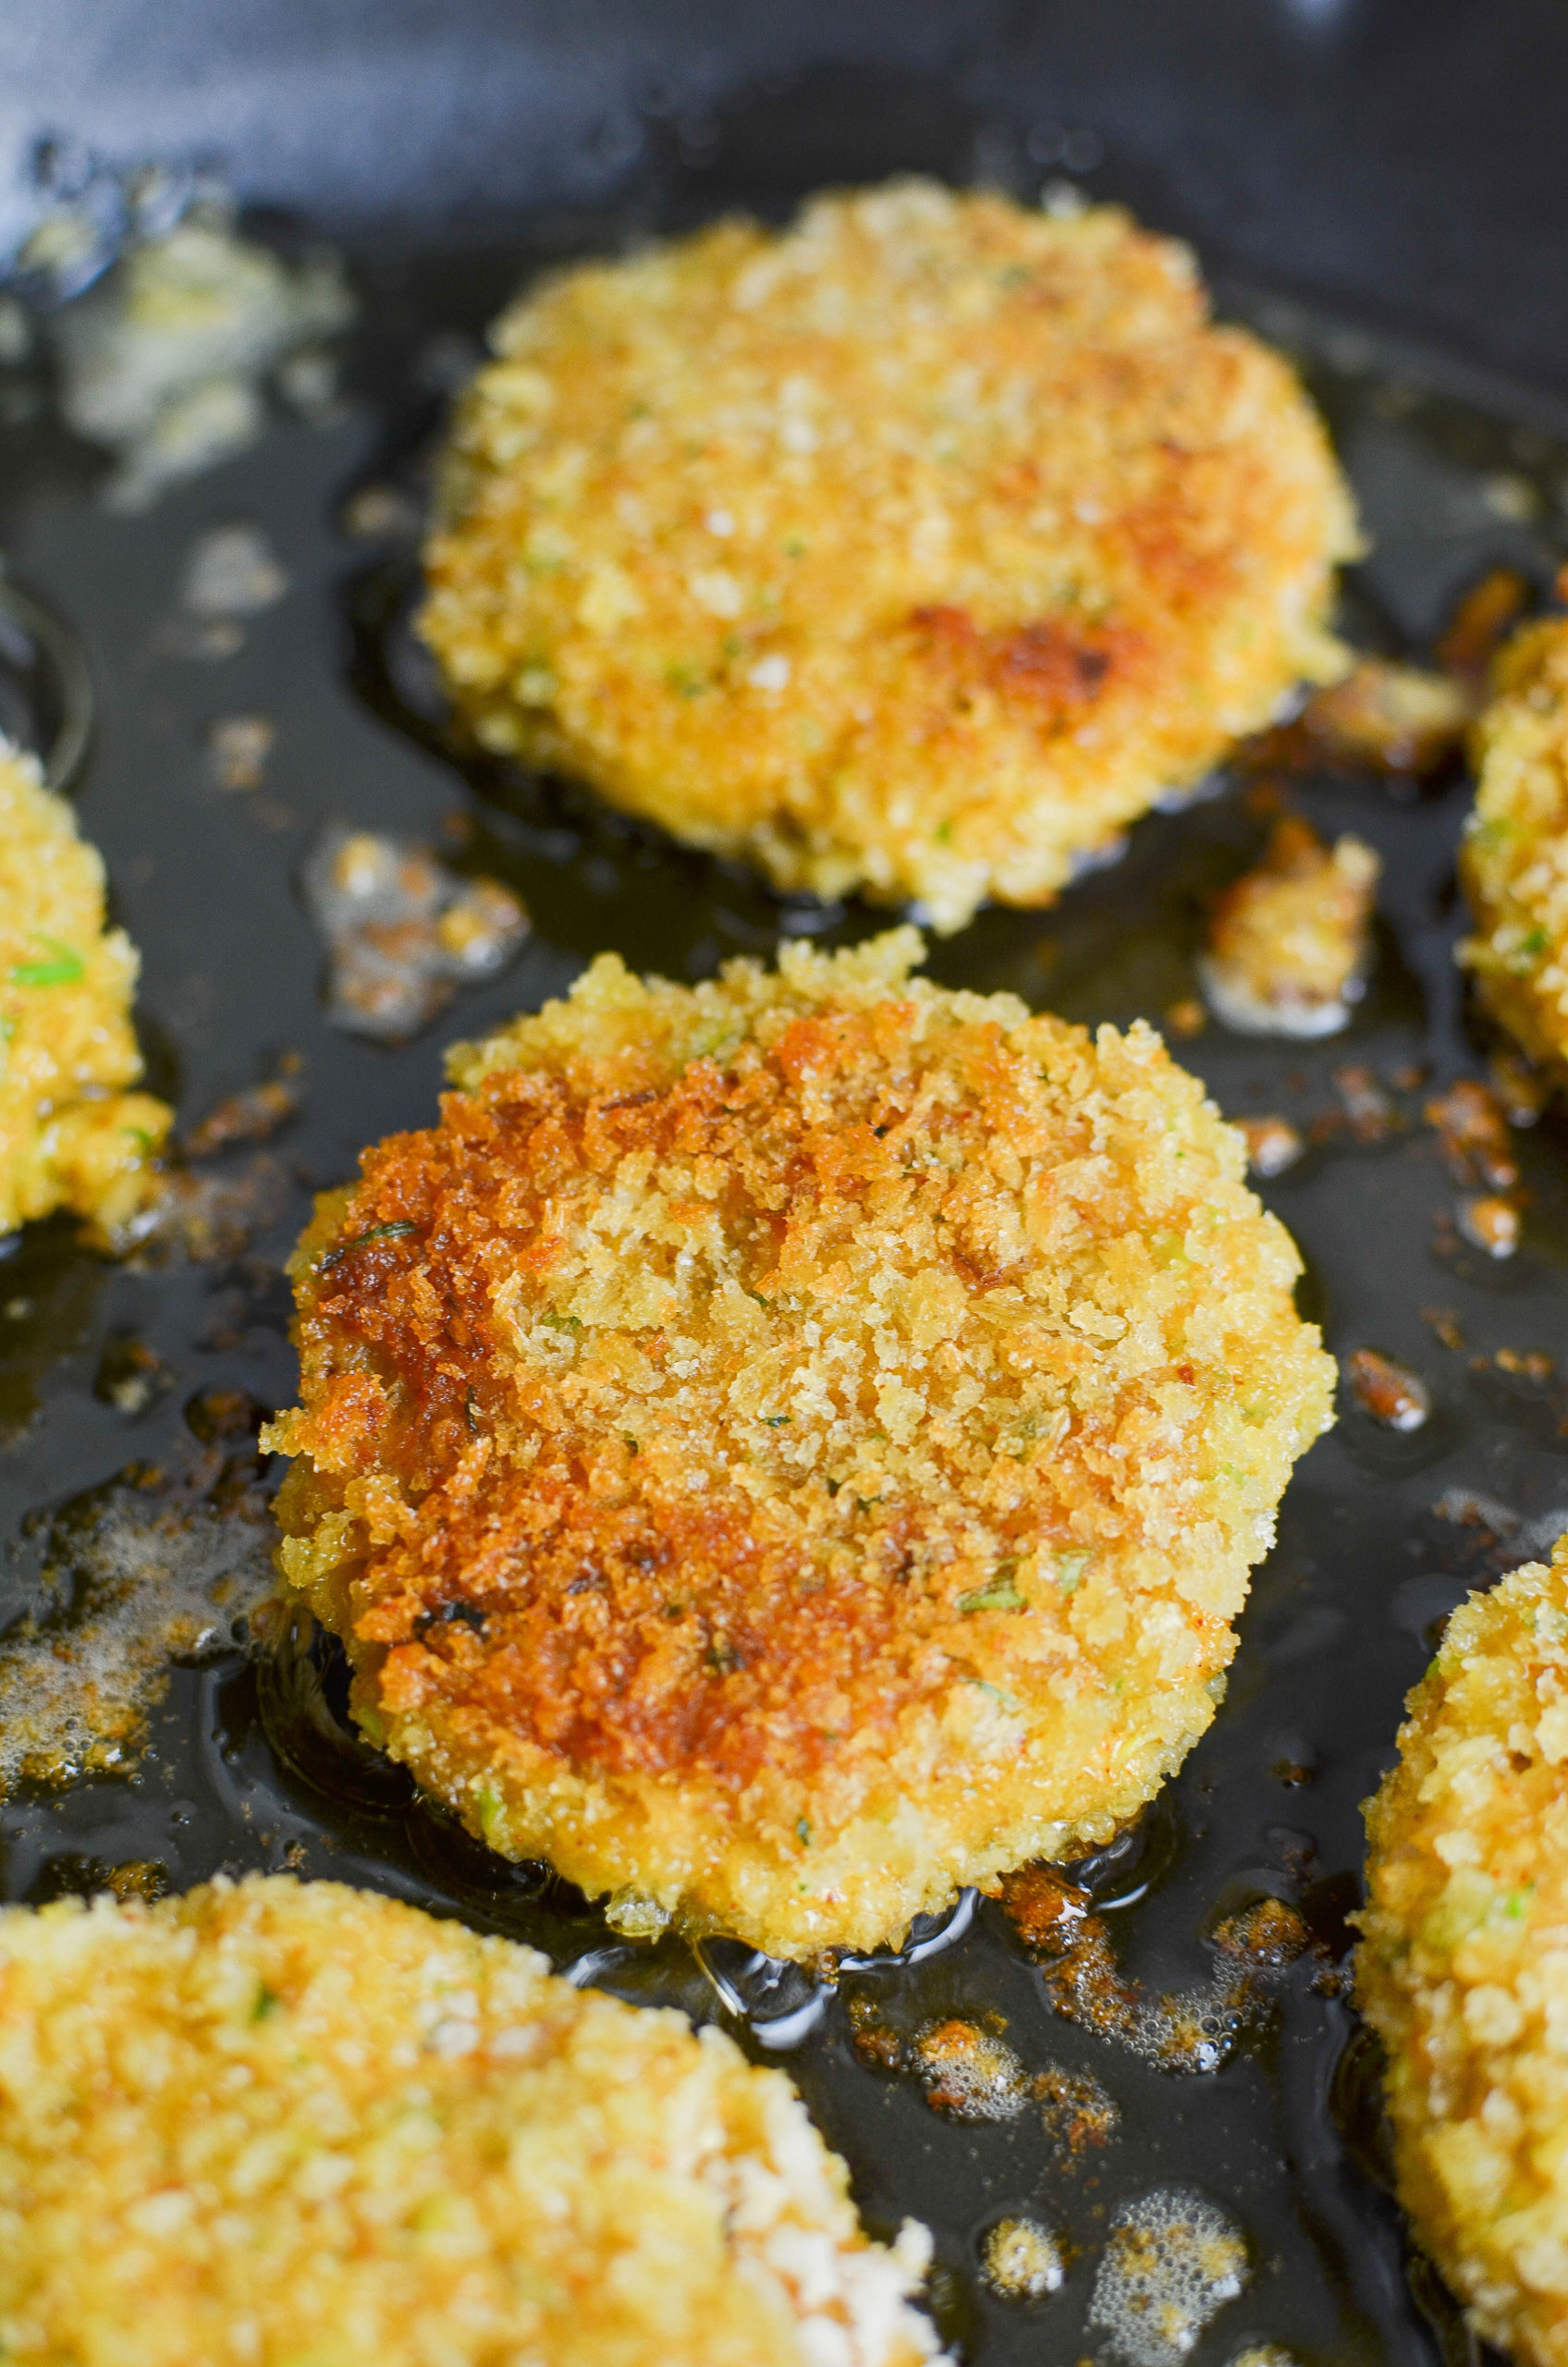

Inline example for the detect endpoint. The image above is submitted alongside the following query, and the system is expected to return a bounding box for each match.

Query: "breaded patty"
[1358,1536,1568,2367]
[421,179,1356,933]
[1459,618,1568,1077]
[0,1872,939,2367]
[267,932,1331,1957]
[0,744,170,1237]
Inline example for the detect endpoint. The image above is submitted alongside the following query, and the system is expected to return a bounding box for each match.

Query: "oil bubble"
[981,2214,1065,2300]
[1088,2187,1248,2367]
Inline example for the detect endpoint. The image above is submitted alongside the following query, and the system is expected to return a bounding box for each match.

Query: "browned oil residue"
[848,1988,1121,2148]
[908,2017,1032,2122]
[182,1058,301,1159]
[106,1153,291,1262]
[847,1993,906,2072]
[1034,2061,1121,2155]
[0,1399,276,1793]
[992,1865,1275,2074]
[1210,1897,1312,1970]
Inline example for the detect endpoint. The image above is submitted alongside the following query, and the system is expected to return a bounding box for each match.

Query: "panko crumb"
[421,178,1356,933]
[0,1874,941,2367]
[1459,619,1568,1083]
[1199,816,1379,1037]
[0,742,170,1239]
[1357,1532,1568,2367]
[265,929,1333,1958]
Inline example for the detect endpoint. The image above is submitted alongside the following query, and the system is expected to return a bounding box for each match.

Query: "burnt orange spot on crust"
[909,606,1132,723]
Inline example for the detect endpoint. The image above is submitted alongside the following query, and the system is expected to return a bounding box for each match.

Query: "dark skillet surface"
[4,18,1568,2362]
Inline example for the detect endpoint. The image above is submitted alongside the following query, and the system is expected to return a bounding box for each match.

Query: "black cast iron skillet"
[5,6,1568,2360]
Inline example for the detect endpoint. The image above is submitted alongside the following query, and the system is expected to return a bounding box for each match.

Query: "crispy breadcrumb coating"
[265,931,1334,1958]
[1460,619,1568,1078]
[420,178,1356,933]
[1358,1536,1568,2367]
[0,743,170,1237]
[0,1873,940,2367]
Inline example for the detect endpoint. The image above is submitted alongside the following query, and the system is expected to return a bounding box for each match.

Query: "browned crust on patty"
[419,181,1356,931]
[267,934,1334,1954]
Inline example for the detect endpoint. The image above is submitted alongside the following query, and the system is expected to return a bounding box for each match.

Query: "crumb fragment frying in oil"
[981,2216,1066,2301]
[1236,569,1528,783]
[1343,1348,1431,1433]
[990,1863,1274,2074]
[1088,2189,1249,2367]
[1426,1078,1520,1193]
[301,826,529,1042]
[0,1406,276,1795]
[1032,2061,1121,2155]
[1200,816,1379,1038]
[1234,1114,1304,1179]
[161,525,290,659]
[1424,1076,1527,1260]
[181,1061,301,1159]
[847,1985,1121,2152]
[103,1153,290,1263]
[205,712,276,791]
[1288,659,1472,777]
[38,178,354,510]
[1459,1193,1522,1259]
[1208,1896,1313,1971]
[908,2017,1032,2122]
[92,1331,174,1417]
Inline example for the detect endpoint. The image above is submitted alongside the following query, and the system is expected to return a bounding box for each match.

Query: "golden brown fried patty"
[267,932,1334,1957]
[0,1873,938,2367]
[1459,618,1568,1077]
[1357,1536,1568,2367]
[0,743,170,1238]
[420,179,1356,932]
